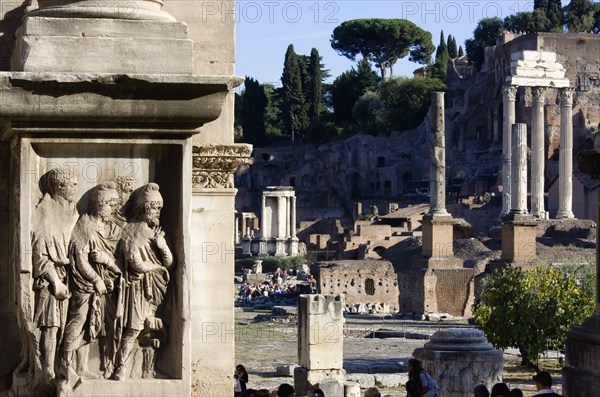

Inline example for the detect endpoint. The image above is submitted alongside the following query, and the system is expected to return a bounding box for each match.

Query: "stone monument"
[251,186,299,257]
[562,149,600,395]
[414,92,461,269]
[0,1,249,396]
[294,294,345,396]
[401,93,475,318]
[412,328,504,397]
[501,51,572,219]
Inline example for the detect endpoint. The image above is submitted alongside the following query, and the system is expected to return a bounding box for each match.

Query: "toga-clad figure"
[58,182,121,391]
[113,182,173,380]
[31,167,78,382]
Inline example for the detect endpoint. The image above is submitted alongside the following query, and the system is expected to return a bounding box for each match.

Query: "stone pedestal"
[501,218,538,263]
[398,268,476,318]
[241,236,252,257]
[295,294,345,396]
[412,329,504,397]
[414,215,462,269]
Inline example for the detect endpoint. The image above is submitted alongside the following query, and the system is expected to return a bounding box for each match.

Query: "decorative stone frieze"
[192,144,252,190]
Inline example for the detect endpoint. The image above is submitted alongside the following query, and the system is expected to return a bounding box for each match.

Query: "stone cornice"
[192,144,252,189]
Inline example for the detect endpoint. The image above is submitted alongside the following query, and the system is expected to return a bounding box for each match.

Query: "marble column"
[557,87,575,219]
[285,196,291,238]
[258,195,268,256]
[501,86,517,217]
[510,123,528,215]
[429,91,449,216]
[291,196,297,237]
[531,87,546,218]
[277,196,286,238]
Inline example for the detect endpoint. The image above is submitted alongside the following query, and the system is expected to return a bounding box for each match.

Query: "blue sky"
[235,0,538,86]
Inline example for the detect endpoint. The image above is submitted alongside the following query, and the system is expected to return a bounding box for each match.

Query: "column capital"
[559,87,574,106]
[531,87,546,102]
[192,144,252,190]
[502,85,517,101]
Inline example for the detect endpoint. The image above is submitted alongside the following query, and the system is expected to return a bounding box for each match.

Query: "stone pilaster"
[531,87,546,218]
[501,86,517,217]
[557,87,575,219]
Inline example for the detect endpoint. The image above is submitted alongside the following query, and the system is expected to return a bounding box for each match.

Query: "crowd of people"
[238,269,318,303]
[235,361,563,397]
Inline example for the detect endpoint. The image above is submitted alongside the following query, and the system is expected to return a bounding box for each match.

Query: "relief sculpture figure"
[57,182,122,392]
[31,167,78,384]
[100,176,135,379]
[113,182,173,380]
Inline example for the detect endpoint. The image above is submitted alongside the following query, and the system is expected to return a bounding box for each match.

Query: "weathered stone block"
[298,294,345,370]
[501,220,538,262]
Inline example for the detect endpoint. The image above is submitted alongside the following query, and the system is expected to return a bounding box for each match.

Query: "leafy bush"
[235,256,305,273]
[473,264,595,372]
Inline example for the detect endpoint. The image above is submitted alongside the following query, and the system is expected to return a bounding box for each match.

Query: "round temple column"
[509,123,528,215]
[501,86,517,217]
[531,87,546,218]
[557,88,575,219]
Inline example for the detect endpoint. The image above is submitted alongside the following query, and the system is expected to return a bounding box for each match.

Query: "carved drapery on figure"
[192,144,252,189]
[24,173,175,395]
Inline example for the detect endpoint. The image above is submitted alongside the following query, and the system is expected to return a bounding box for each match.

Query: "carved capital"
[502,85,517,102]
[192,144,253,189]
[531,87,546,103]
[559,87,574,106]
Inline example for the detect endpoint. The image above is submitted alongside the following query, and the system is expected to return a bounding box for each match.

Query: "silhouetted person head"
[491,383,511,397]
[533,371,553,390]
[510,389,523,397]
[277,383,295,397]
[474,384,490,397]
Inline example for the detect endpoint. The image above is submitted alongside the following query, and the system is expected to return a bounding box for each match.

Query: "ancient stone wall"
[313,260,399,310]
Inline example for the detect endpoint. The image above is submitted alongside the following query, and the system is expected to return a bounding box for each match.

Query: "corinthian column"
[510,123,528,215]
[501,86,517,217]
[531,87,546,218]
[557,88,575,219]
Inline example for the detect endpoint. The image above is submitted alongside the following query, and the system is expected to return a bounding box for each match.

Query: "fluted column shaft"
[510,123,528,215]
[557,88,575,219]
[502,86,517,216]
[531,87,546,218]
[291,196,297,237]
[261,195,268,238]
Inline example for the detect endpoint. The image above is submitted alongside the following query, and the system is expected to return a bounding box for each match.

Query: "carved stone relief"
[24,168,174,396]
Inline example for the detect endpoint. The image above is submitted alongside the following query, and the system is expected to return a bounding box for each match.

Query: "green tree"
[458,45,464,57]
[281,44,310,142]
[330,18,435,80]
[240,77,267,145]
[307,48,324,121]
[263,84,284,140]
[566,0,595,31]
[535,0,564,31]
[465,17,504,71]
[352,91,384,134]
[447,34,458,59]
[330,58,379,130]
[432,30,449,81]
[474,265,595,372]
[504,11,549,33]
[378,76,447,132]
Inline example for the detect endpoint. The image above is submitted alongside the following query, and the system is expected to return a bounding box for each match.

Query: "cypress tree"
[458,45,464,57]
[307,48,323,121]
[281,44,309,143]
[447,35,458,58]
[240,77,267,145]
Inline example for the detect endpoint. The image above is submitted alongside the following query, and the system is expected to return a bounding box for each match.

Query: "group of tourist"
[238,280,297,302]
[235,360,563,397]
[473,371,563,397]
[28,168,174,392]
